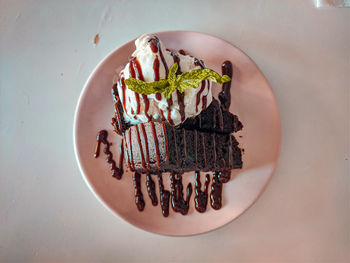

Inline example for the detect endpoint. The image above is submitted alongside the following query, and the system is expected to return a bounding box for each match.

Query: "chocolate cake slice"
[112,92,243,174]
[123,107,242,174]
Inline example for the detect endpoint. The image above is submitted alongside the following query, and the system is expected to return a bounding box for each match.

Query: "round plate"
[73,31,281,236]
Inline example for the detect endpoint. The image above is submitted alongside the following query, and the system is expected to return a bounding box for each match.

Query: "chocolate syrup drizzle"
[140,123,150,170]
[130,57,153,121]
[210,171,223,210]
[218,61,233,111]
[128,130,135,171]
[119,139,124,177]
[153,55,160,81]
[146,173,158,206]
[194,58,209,112]
[210,170,231,210]
[170,173,193,215]
[133,172,145,211]
[129,58,141,115]
[150,121,161,168]
[94,130,123,179]
[135,124,146,170]
[157,173,170,217]
[161,121,169,164]
[119,73,127,113]
[170,52,186,123]
[194,171,210,213]
[149,36,168,101]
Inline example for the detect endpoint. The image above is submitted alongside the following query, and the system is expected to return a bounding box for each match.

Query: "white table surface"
[1,1,349,262]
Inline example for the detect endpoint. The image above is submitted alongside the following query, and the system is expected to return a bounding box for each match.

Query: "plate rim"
[73,30,281,237]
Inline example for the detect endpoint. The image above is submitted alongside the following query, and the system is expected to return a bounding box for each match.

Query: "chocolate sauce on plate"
[194,171,210,213]
[210,170,231,210]
[133,172,145,211]
[158,173,170,217]
[94,130,123,179]
[146,173,158,206]
[170,173,192,215]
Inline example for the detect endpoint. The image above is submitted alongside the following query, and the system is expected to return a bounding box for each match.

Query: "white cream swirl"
[116,34,212,126]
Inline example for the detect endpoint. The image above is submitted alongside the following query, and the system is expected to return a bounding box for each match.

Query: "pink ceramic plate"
[73,31,281,236]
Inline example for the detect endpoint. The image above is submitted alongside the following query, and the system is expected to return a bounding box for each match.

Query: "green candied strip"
[124,62,231,99]
[175,67,231,93]
[168,62,178,86]
[124,78,169,95]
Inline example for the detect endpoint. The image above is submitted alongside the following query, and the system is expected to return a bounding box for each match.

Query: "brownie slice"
[123,121,242,174]
[179,99,243,134]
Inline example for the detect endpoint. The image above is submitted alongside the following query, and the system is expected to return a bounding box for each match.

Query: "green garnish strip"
[124,63,231,99]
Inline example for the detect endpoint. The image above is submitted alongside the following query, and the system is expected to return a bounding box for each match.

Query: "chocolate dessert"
[122,106,242,174]
[95,34,243,216]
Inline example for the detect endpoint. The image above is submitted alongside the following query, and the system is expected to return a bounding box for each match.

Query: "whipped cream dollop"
[116,34,212,126]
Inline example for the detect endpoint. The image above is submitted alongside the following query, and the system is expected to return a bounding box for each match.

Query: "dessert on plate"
[95,34,243,216]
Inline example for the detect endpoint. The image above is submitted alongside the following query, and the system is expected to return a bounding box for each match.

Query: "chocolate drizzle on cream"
[194,58,209,113]
[128,58,141,115]
[149,36,169,78]
[170,52,186,123]
[149,36,168,101]
[130,57,152,121]
[153,55,162,101]
[153,55,160,81]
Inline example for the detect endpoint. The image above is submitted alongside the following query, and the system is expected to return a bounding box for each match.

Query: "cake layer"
[123,121,242,174]
[179,99,243,134]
